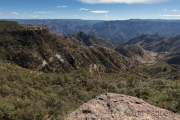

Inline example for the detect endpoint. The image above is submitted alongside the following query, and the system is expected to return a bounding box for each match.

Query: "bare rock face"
[67,93,180,120]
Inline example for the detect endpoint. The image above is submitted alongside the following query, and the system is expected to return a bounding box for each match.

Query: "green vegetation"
[0,21,23,32]
[0,60,180,120]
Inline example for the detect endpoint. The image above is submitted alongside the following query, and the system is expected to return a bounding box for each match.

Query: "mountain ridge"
[14,19,180,45]
[62,31,115,48]
[123,34,180,52]
[0,21,142,74]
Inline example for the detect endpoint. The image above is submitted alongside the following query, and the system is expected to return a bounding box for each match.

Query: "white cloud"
[80,8,89,11]
[91,10,109,13]
[159,14,180,17]
[57,6,68,8]
[74,15,78,17]
[34,11,56,14]
[33,15,38,18]
[164,9,167,11]
[78,0,169,4]
[172,10,178,12]
[11,12,18,15]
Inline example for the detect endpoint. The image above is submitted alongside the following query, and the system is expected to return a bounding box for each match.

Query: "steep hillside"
[122,34,163,46]
[164,52,180,65]
[123,34,180,52]
[63,32,115,48]
[0,21,139,73]
[115,45,158,64]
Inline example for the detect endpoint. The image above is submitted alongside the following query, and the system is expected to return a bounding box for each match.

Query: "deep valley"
[0,20,180,120]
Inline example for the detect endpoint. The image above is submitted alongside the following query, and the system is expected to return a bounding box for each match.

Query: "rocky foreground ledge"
[67,93,180,120]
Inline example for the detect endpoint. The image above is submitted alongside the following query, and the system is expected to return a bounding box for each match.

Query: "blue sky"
[0,0,180,20]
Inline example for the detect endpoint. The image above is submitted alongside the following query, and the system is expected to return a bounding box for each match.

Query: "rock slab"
[67,93,180,120]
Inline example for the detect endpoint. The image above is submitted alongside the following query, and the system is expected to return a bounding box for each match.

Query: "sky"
[0,0,180,20]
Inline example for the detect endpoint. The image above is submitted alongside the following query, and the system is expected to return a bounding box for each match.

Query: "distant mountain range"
[14,19,101,36]
[123,34,180,52]
[122,33,180,69]
[13,19,180,45]
[2,20,180,73]
[0,21,143,73]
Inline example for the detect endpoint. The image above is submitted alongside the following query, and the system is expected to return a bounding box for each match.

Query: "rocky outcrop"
[67,93,180,120]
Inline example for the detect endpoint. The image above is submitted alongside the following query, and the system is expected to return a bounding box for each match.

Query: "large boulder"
[67,93,180,120]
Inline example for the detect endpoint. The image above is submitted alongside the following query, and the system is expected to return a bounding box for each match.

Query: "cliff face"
[67,93,180,120]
